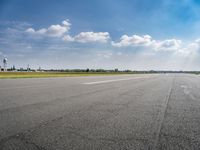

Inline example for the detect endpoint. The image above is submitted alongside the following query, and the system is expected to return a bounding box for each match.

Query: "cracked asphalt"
[0,74,200,150]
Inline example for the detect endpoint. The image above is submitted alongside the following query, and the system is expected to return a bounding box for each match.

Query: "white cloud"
[112,34,184,53]
[25,28,35,33]
[62,35,74,42]
[26,19,71,37]
[97,51,113,58]
[111,34,154,47]
[155,39,182,52]
[62,19,71,27]
[26,20,110,43]
[178,39,200,56]
[23,18,200,58]
[74,32,110,43]
[46,24,68,37]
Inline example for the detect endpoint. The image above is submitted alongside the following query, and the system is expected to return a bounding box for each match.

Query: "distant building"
[3,57,8,72]
[27,64,30,71]
[114,68,118,72]
[11,65,16,71]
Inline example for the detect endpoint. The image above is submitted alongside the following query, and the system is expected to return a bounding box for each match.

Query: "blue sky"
[1,0,200,70]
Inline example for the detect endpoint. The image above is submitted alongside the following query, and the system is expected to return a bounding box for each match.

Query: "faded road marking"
[82,77,149,85]
[181,85,190,95]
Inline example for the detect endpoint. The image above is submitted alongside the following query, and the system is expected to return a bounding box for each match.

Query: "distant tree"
[86,68,90,72]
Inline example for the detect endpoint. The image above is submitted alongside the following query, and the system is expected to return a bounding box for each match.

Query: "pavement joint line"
[82,77,149,85]
[153,75,175,150]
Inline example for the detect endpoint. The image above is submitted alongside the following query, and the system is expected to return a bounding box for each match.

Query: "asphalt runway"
[0,74,200,150]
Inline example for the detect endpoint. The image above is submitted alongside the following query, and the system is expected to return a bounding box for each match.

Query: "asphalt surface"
[0,74,200,150]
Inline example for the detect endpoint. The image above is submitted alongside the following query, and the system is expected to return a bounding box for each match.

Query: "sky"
[1,0,200,70]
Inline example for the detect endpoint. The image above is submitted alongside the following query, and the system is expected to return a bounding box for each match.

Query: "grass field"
[0,72,130,79]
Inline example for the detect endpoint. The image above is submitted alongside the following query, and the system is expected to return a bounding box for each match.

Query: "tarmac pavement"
[0,74,200,150]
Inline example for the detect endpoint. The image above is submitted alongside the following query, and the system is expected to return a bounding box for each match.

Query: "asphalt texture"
[0,74,200,150]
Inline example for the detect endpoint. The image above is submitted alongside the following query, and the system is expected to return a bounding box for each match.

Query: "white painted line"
[82,77,147,85]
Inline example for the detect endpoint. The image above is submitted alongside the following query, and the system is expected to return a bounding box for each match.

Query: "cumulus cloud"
[45,25,69,37]
[23,18,200,57]
[155,39,182,52]
[26,20,110,43]
[62,31,110,43]
[190,39,200,51]
[62,35,74,42]
[74,32,110,43]
[26,19,71,37]
[111,34,154,47]
[62,19,71,27]
[178,39,200,56]
[112,34,184,53]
